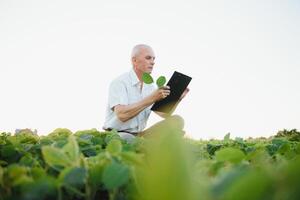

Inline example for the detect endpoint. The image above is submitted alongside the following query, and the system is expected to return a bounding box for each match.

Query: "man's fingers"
[163,91,170,98]
[156,86,171,99]
[161,90,170,95]
[160,85,170,90]
[159,88,170,94]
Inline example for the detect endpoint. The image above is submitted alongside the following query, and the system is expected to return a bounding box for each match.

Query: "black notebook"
[151,71,192,113]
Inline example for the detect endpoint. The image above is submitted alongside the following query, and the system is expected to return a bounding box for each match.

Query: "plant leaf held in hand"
[156,76,166,87]
[142,73,154,84]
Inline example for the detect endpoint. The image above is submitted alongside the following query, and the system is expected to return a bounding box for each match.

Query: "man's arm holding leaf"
[115,86,170,122]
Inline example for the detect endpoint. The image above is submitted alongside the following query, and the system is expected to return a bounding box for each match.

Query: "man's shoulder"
[110,71,131,86]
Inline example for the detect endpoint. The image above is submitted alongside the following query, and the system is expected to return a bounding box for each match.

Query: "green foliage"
[0,129,300,200]
[275,129,300,141]
[102,161,130,190]
[42,146,72,169]
[20,176,57,200]
[207,143,222,156]
[63,135,80,165]
[106,139,122,155]
[215,147,245,164]
[219,168,273,200]
[59,166,87,190]
[136,131,199,200]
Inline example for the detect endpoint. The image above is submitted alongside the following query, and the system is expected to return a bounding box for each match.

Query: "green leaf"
[7,164,28,180]
[60,167,87,188]
[20,177,57,200]
[31,167,47,180]
[102,161,130,190]
[222,169,272,200]
[12,175,33,186]
[121,152,143,166]
[48,128,72,140]
[89,164,105,187]
[106,139,122,155]
[63,135,80,164]
[209,161,225,175]
[212,166,247,197]
[1,145,18,161]
[272,138,286,147]
[135,130,198,200]
[216,147,245,164]
[278,143,290,154]
[207,144,223,156]
[6,164,33,186]
[19,154,40,167]
[42,146,72,168]
[156,76,166,87]
[142,72,154,84]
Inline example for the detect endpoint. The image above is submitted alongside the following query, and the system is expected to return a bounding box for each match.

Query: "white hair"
[131,44,152,58]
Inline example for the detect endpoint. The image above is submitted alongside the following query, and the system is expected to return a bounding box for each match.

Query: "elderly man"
[103,44,189,141]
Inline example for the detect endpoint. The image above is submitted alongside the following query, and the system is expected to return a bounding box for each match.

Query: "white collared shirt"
[103,68,156,132]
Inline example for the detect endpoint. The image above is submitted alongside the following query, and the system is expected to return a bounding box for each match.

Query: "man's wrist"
[145,95,155,105]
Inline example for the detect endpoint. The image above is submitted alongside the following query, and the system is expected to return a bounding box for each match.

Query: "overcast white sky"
[0,0,299,139]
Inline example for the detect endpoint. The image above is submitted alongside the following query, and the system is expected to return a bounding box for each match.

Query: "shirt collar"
[129,68,141,86]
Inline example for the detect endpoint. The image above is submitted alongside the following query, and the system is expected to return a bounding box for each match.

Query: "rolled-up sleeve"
[108,80,129,110]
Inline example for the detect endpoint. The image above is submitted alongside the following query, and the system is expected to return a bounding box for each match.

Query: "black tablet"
[151,71,192,113]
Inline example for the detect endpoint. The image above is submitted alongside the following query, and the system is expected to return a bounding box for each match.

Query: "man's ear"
[131,57,136,64]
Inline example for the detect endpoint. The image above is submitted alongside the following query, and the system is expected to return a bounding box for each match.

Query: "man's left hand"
[179,87,190,101]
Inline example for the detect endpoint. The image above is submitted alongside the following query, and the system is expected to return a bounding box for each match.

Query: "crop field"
[0,128,300,200]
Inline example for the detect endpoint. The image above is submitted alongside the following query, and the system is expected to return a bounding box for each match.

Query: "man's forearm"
[115,96,154,122]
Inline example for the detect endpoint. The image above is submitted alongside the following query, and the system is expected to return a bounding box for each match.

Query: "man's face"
[133,48,155,74]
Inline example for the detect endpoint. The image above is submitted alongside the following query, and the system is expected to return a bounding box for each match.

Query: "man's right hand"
[150,86,170,102]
